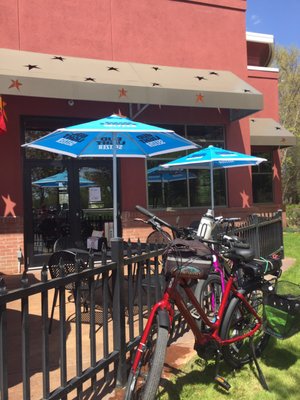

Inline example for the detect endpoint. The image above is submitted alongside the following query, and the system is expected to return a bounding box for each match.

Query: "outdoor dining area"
[0,113,283,399]
[1,237,167,399]
[0,207,284,400]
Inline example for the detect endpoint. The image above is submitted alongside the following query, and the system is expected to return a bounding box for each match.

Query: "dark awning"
[250,118,297,147]
[0,49,263,120]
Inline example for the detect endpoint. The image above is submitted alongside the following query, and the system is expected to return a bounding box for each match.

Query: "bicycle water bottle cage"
[164,238,213,279]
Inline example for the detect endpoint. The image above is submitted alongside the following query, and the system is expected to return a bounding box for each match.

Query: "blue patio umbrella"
[23,114,198,236]
[32,170,96,188]
[147,166,197,183]
[148,166,197,206]
[161,145,267,211]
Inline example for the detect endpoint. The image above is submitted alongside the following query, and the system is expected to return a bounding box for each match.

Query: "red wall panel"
[0,0,247,75]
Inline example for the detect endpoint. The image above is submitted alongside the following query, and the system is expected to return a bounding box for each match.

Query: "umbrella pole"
[112,132,118,237]
[210,164,214,214]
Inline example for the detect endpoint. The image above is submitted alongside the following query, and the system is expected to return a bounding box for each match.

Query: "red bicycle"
[124,236,273,399]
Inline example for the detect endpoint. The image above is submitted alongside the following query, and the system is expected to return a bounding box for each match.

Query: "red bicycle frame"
[131,273,262,373]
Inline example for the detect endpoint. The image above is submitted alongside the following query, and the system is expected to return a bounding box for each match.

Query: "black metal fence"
[0,240,167,400]
[0,211,283,399]
[229,210,284,258]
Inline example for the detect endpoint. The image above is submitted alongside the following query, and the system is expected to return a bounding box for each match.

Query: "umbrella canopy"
[161,145,267,211]
[32,170,95,188]
[23,114,198,236]
[148,166,197,207]
[147,166,197,183]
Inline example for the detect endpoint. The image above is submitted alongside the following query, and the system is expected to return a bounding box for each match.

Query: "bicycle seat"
[226,244,254,263]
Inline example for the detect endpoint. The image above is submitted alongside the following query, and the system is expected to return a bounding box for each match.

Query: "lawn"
[160,232,300,400]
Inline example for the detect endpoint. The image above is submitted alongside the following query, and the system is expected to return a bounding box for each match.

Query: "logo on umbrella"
[57,133,88,146]
[137,133,166,148]
[97,137,126,150]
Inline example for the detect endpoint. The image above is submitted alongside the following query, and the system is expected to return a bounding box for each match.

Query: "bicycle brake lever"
[134,217,148,224]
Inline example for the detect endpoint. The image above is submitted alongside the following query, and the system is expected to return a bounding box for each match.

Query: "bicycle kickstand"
[214,349,231,391]
[250,337,269,391]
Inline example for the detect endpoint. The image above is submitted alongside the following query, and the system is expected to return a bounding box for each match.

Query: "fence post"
[253,214,261,258]
[277,209,284,258]
[0,278,8,400]
[111,237,127,387]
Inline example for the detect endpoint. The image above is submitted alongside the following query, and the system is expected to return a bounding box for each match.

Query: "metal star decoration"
[240,190,250,208]
[195,76,207,81]
[196,93,204,103]
[152,83,160,87]
[52,56,65,61]
[272,165,279,180]
[108,67,119,71]
[2,194,16,217]
[152,67,161,71]
[119,88,127,98]
[9,79,22,91]
[209,71,219,76]
[24,64,41,70]
[85,77,96,82]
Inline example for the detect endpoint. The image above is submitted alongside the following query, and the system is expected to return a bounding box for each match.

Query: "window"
[252,151,273,203]
[147,124,226,208]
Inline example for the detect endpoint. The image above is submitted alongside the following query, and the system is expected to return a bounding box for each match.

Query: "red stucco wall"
[0,0,247,75]
[247,69,279,119]
[0,0,284,270]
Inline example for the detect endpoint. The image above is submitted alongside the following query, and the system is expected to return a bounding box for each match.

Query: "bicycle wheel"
[220,283,270,369]
[124,322,169,400]
[194,274,223,331]
[146,230,172,245]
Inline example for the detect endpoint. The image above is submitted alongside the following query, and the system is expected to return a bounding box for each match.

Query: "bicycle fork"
[131,297,173,374]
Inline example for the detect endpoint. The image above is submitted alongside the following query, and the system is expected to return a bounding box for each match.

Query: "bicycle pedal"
[214,375,231,391]
[190,307,200,319]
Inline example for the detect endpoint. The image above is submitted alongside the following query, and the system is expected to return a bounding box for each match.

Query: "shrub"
[286,204,300,229]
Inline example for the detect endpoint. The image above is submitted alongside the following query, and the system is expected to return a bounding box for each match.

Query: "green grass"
[160,232,300,400]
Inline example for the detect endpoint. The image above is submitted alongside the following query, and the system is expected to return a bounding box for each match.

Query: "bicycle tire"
[220,283,270,369]
[146,230,172,245]
[124,323,169,400]
[194,274,223,331]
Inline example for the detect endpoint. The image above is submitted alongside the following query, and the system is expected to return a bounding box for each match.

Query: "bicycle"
[134,204,198,304]
[135,205,195,244]
[193,214,247,330]
[124,235,275,399]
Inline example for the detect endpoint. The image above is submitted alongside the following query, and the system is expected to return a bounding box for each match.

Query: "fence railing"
[213,210,284,259]
[0,211,283,399]
[0,240,168,400]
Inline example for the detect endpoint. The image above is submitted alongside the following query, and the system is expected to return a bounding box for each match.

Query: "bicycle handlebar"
[135,205,194,238]
[135,205,180,232]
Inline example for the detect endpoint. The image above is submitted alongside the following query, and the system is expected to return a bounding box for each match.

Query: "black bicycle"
[135,205,195,244]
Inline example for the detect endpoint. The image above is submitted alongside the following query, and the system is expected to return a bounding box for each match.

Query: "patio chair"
[53,235,77,252]
[48,250,111,333]
[48,250,86,333]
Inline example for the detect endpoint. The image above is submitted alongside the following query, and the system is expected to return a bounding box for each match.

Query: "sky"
[246,0,300,48]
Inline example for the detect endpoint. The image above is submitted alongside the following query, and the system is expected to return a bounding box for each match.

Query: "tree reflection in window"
[147,124,226,209]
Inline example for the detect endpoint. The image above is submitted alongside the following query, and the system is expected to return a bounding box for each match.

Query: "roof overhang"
[0,49,263,120]
[246,32,275,68]
[250,118,297,147]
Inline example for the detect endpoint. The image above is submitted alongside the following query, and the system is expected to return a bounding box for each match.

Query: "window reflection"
[147,124,226,208]
[252,151,273,203]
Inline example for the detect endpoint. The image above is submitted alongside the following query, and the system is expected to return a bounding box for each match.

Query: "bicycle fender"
[157,309,170,329]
